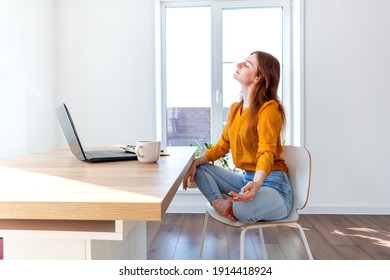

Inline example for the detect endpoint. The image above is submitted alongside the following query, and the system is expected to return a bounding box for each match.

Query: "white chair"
[198,146,314,260]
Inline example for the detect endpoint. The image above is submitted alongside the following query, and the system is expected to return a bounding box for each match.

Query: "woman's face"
[233,54,259,86]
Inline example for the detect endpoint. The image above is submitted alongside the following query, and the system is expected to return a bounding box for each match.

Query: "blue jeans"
[194,163,293,224]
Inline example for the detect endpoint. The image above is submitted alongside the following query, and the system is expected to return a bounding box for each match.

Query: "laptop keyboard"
[86,150,132,158]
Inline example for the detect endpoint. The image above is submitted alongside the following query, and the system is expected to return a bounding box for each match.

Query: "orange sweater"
[205,100,287,175]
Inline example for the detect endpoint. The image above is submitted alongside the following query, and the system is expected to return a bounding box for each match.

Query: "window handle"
[216,89,222,104]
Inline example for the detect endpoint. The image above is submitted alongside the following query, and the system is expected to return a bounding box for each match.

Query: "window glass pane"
[165,7,211,147]
[222,8,283,121]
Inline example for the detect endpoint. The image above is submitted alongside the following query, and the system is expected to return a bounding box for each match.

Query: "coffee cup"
[135,141,161,163]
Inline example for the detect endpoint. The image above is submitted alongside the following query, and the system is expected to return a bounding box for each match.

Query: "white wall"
[54,0,156,148]
[0,0,56,157]
[304,0,390,213]
[0,0,156,157]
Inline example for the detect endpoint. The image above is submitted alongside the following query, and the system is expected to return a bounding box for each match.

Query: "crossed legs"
[194,164,292,224]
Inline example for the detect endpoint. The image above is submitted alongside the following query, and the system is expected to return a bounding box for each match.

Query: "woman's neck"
[241,87,251,110]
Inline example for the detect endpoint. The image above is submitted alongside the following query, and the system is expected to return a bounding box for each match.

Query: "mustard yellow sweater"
[205,100,287,175]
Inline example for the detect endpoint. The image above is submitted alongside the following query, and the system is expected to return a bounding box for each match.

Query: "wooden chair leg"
[198,212,209,259]
[259,228,268,260]
[294,223,314,260]
[239,229,245,260]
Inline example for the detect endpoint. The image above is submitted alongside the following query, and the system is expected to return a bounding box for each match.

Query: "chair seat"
[205,203,247,227]
[205,203,299,228]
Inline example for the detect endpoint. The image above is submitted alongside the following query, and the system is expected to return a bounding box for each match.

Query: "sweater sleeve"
[255,101,284,174]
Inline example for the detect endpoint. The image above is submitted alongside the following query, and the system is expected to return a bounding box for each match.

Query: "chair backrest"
[282,146,312,221]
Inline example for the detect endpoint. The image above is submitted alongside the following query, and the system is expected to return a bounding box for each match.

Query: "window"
[164,6,211,147]
[160,0,303,149]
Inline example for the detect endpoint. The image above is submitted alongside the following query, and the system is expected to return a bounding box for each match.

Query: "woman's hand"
[183,159,198,190]
[228,181,261,201]
[183,156,208,190]
[229,169,266,201]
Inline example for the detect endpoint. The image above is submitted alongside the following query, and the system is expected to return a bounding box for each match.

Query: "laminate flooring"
[147,213,390,260]
[0,214,389,260]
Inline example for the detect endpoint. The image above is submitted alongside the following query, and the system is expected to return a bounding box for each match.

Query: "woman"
[183,51,292,224]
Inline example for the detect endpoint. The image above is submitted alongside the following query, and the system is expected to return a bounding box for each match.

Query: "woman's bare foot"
[211,197,237,222]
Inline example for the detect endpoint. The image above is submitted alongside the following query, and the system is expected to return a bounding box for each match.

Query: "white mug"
[135,141,161,163]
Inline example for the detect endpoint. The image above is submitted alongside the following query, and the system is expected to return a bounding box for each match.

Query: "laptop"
[56,103,137,163]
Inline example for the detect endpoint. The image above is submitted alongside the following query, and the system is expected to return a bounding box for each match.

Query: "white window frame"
[157,0,305,147]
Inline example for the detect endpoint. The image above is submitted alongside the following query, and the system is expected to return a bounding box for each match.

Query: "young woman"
[183,51,292,223]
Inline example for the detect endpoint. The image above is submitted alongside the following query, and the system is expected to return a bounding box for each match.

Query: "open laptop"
[56,103,137,163]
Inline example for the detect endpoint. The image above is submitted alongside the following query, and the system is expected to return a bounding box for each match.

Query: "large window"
[164,6,211,147]
[160,0,302,149]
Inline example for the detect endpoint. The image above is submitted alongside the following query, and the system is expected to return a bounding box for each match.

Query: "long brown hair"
[234,51,286,139]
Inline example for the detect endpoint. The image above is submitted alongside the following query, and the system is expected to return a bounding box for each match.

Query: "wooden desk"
[0,146,196,259]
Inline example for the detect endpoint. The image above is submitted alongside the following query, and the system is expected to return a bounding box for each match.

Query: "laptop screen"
[56,103,86,161]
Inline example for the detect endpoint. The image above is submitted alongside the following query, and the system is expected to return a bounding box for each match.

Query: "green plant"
[189,142,202,157]
[203,143,231,170]
[189,142,241,176]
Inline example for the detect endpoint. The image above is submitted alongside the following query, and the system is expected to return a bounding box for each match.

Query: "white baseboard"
[168,189,390,215]
[301,205,390,215]
[167,189,207,213]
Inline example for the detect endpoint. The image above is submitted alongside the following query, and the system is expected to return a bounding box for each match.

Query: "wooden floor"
[1,214,389,260]
[147,213,390,260]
